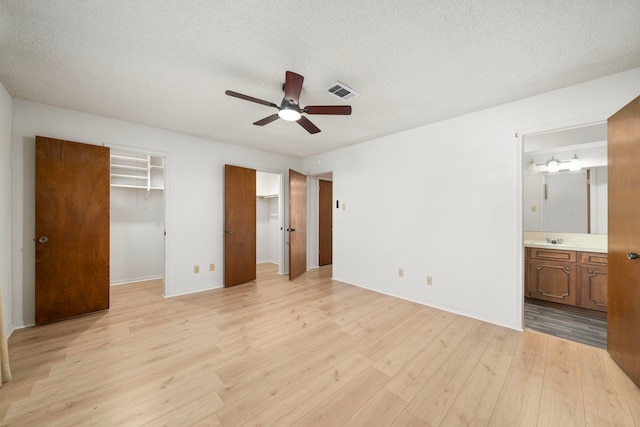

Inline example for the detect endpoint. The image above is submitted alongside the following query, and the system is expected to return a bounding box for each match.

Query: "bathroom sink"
[524,240,579,248]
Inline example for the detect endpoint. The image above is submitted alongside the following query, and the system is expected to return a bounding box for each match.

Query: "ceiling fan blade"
[284,71,304,104]
[225,90,278,108]
[297,116,321,134]
[304,105,352,115]
[253,114,280,126]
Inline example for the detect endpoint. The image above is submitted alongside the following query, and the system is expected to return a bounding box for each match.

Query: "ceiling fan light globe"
[278,109,302,121]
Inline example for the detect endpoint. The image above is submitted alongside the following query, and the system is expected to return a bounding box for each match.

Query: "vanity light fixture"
[569,154,582,171]
[527,154,582,173]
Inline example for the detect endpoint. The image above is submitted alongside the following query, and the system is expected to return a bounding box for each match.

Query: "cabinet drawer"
[580,252,608,266]
[530,248,576,262]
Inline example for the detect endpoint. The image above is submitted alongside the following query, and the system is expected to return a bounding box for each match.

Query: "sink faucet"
[545,238,564,244]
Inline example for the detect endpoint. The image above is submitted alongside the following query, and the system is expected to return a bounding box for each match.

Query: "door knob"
[38,236,48,243]
[627,252,640,260]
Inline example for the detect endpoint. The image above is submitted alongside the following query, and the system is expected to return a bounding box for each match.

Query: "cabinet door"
[579,266,608,312]
[529,260,577,306]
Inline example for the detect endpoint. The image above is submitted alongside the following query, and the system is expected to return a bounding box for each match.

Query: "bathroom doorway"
[522,122,608,348]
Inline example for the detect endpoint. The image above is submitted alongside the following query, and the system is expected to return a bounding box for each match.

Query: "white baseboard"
[110,275,164,286]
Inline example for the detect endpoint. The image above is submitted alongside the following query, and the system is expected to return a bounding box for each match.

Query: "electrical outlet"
[210,263,215,272]
[426,276,433,286]
[398,268,404,277]
[531,205,537,212]
[194,265,199,274]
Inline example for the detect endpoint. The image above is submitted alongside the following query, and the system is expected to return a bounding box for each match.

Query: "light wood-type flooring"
[2,264,640,426]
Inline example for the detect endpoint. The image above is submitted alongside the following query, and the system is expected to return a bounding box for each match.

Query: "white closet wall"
[256,171,280,264]
[110,150,165,285]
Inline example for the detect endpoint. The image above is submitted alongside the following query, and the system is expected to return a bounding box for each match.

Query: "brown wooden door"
[289,169,307,280]
[35,136,110,325]
[318,179,332,266]
[224,165,256,287]
[607,95,640,387]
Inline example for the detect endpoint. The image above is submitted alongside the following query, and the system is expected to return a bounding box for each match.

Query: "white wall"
[11,100,300,328]
[256,197,271,263]
[0,83,12,337]
[110,187,165,284]
[256,171,281,265]
[523,172,544,231]
[302,67,640,330]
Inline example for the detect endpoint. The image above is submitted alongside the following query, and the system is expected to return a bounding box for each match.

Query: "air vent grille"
[326,82,359,102]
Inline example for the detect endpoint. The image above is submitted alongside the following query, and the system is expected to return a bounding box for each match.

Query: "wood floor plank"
[219,353,372,426]
[488,367,542,427]
[384,312,472,402]
[538,338,587,426]
[3,263,638,426]
[215,328,355,404]
[390,410,431,427]
[373,310,457,377]
[290,366,391,426]
[343,388,408,427]
[405,321,497,425]
[579,346,636,426]
[439,349,511,426]
[358,308,437,360]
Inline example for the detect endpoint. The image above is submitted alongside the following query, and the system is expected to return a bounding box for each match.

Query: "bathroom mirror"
[523,123,608,235]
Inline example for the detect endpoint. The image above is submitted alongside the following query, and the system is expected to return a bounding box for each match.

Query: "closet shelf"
[110,151,164,191]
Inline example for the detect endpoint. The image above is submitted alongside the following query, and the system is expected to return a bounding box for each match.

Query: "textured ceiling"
[1,1,639,158]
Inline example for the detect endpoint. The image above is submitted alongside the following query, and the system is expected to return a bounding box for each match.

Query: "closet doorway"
[256,171,283,275]
[110,148,166,292]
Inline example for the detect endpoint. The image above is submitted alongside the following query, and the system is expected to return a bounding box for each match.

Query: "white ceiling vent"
[326,82,360,102]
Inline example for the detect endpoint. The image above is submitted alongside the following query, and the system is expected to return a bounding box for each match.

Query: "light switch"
[531,205,537,212]
[342,203,346,211]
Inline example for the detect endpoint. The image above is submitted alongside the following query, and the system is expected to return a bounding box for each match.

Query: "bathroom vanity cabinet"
[525,247,608,312]
[578,252,608,312]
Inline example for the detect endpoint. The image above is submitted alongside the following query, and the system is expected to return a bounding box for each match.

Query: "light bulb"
[569,154,582,171]
[278,109,301,122]
[547,157,559,173]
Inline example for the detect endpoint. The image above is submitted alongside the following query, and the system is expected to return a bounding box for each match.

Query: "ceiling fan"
[225,71,352,134]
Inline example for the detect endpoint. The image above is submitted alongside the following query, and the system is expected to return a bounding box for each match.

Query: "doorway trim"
[307,171,334,271]
[516,114,610,332]
[106,143,169,297]
[255,168,286,276]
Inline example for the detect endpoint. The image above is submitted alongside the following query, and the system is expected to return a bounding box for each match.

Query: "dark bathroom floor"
[524,302,607,349]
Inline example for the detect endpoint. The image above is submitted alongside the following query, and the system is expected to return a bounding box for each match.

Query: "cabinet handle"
[38,236,48,243]
[225,228,232,235]
[628,252,640,260]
